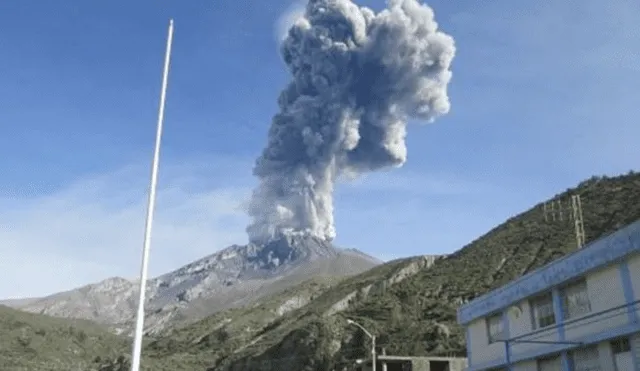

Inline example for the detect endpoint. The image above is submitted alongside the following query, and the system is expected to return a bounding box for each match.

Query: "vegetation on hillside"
[0,305,128,371]
[3,172,640,371]
[210,172,640,370]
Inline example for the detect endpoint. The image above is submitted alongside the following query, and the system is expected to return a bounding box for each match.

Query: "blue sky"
[0,0,638,298]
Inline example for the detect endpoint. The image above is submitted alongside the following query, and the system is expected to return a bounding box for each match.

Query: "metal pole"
[346,320,376,371]
[130,18,174,371]
[371,335,376,371]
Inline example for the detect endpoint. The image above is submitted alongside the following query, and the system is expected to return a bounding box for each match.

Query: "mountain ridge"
[3,235,381,336]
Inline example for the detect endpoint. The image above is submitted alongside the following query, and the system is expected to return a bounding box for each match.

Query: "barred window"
[611,338,631,354]
[561,279,591,320]
[486,313,504,343]
[537,354,562,371]
[531,292,556,329]
[570,345,601,371]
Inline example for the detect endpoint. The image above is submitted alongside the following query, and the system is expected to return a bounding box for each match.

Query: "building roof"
[457,219,640,325]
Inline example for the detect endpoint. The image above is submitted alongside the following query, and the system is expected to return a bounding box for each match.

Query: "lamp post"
[347,319,376,371]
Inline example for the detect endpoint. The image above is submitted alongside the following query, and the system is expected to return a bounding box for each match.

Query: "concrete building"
[457,220,640,371]
[354,355,468,371]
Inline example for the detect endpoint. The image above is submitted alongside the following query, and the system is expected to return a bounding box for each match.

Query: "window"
[611,338,631,354]
[570,345,601,371]
[531,292,556,329]
[561,279,591,320]
[537,354,562,371]
[486,313,505,343]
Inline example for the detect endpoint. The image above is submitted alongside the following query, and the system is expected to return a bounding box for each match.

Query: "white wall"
[508,340,619,371]
[511,359,537,371]
[627,252,640,321]
[466,257,637,369]
[632,333,640,371]
[508,297,559,357]
[563,264,627,340]
[467,318,506,365]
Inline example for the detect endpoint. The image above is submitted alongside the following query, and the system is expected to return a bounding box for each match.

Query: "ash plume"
[247,0,455,244]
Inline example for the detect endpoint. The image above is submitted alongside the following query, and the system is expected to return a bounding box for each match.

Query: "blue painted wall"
[466,319,640,371]
[619,261,640,371]
[464,260,640,371]
[458,220,640,325]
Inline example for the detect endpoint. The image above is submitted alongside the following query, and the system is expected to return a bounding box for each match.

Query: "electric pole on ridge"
[543,194,586,249]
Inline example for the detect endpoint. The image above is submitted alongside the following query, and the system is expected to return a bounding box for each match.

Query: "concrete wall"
[633,333,640,371]
[508,262,627,357]
[411,358,467,371]
[562,265,626,340]
[505,337,639,371]
[466,317,504,365]
[511,359,537,371]
[359,357,467,371]
[464,252,640,370]
[627,252,640,322]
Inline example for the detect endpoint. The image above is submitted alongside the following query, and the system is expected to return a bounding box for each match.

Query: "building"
[457,220,640,371]
[354,355,468,371]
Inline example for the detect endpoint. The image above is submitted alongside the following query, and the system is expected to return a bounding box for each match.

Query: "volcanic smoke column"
[247,0,455,244]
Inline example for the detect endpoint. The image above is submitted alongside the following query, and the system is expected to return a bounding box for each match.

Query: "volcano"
[3,235,381,335]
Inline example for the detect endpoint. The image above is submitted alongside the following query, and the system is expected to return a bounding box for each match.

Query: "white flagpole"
[130,18,174,371]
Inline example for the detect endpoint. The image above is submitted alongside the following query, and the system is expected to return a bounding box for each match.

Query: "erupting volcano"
[246,0,456,245]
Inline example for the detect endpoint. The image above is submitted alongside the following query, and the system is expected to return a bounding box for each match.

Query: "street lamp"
[346,319,376,371]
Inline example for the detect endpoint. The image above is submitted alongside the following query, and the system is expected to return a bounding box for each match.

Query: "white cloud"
[275,0,307,42]
[0,156,253,299]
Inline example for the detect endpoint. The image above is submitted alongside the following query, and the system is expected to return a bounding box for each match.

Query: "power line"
[510,299,640,344]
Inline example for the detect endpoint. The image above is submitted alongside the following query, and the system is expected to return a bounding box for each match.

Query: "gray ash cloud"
[247,0,455,244]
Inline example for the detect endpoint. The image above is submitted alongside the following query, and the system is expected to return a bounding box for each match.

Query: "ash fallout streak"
[247,0,456,244]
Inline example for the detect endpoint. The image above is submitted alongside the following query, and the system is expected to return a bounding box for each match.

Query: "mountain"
[4,234,381,335]
[98,172,640,371]
[5,171,640,371]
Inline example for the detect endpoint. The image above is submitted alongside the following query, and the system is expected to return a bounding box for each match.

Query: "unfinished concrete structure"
[353,355,468,371]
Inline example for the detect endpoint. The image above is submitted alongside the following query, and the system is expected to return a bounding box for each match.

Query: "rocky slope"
[98,172,640,371]
[4,234,381,335]
[101,254,444,371]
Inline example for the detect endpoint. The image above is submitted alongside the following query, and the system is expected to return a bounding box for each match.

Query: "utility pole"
[372,335,377,371]
[543,194,586,249]
[571,195,586,249]
[346,319,376,371]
